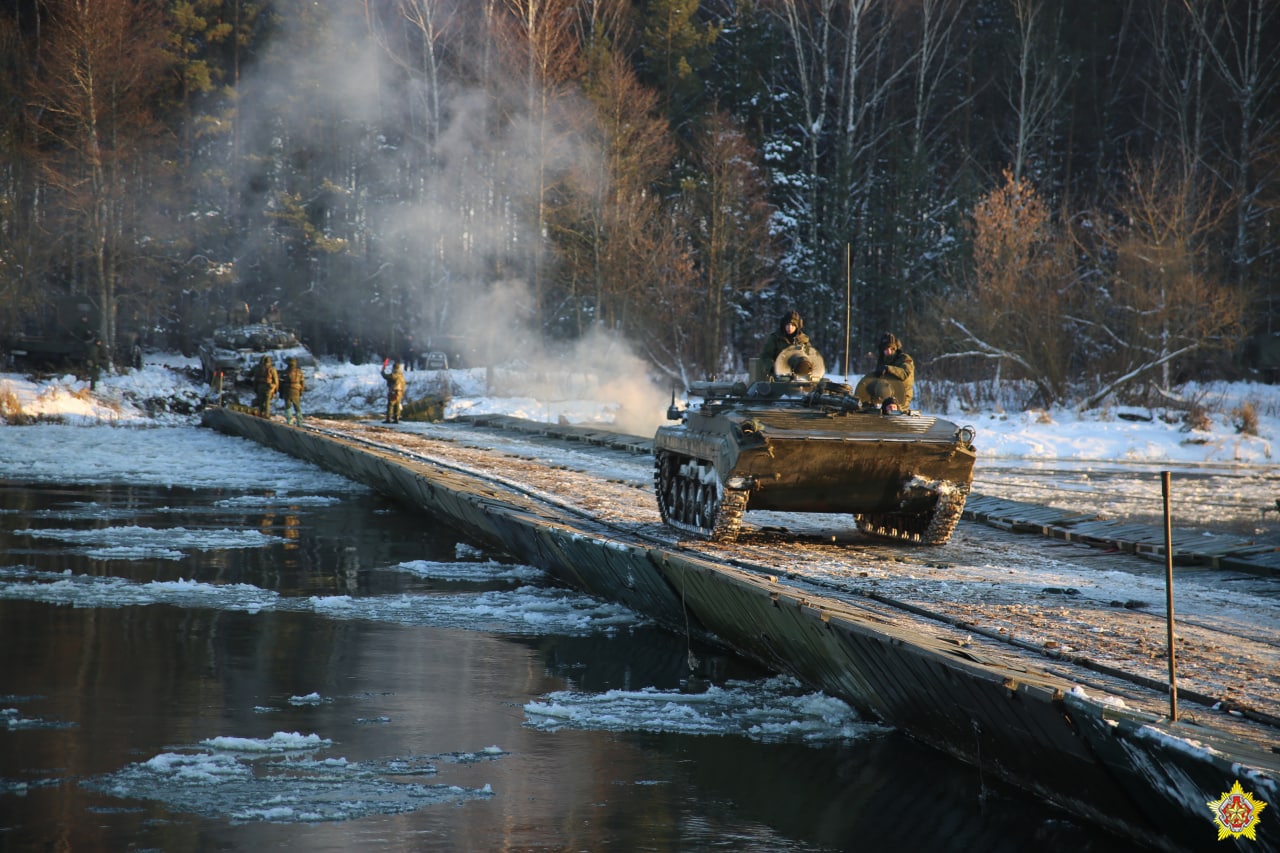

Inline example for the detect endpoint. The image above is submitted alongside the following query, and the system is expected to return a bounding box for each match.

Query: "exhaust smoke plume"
[220,2,668,434]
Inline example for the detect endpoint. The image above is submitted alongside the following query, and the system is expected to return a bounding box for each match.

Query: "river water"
[0,428,1131,851]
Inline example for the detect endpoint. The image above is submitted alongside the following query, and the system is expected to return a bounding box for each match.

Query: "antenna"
[844,243,852,377]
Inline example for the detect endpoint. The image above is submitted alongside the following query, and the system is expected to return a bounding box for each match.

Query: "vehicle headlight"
[956,426,976,446]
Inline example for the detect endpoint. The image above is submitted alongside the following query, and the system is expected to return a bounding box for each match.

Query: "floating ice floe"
[524,674,890,744]
[81,743,496,824]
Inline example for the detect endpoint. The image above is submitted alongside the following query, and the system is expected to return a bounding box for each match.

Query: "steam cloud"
[225,3,668,435]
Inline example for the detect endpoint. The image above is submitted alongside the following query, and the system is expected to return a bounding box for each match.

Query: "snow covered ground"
[3,351,1276,530]
[3,351,1278,812]
[3,351,1276,459]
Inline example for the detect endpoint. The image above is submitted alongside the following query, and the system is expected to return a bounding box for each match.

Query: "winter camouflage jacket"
[382,365,406,401]
[279,364,305,402]
[874,349,914,408]
[253,359,279,395]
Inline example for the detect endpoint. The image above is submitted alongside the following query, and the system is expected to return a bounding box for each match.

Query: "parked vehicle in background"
[198,323,315,386]
[4,296,98,371]
[422,334,483,370]
[1243,332,1280,382]
[422,351,449,370]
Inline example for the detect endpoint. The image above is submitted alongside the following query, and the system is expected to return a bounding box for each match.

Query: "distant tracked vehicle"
[653,345,977,545]
[4,296,99,370]
[198,323,315,386]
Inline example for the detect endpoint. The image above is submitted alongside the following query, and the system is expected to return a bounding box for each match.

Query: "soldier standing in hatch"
[382,358,406,423]
[869,332,915,409]
[760,310,811,366]
[278,356,306,426]
[252,355,279,418]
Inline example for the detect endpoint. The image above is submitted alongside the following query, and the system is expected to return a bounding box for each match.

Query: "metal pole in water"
[1161,471,1178,721]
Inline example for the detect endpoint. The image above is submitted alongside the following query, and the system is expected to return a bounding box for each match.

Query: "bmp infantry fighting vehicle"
[653,344,977,545]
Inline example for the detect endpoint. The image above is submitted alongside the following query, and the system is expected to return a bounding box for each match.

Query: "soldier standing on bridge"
[382,359,406,423]
[278,356,306,426]
[252,355,279,418]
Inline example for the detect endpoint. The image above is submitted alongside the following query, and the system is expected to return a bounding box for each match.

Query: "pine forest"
[3,0,1279,406]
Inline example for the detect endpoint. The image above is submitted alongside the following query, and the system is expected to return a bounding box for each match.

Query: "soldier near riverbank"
[278,356,305,425]
[252,355,278,418]
[382,359,405,423]
[86,337,104,391]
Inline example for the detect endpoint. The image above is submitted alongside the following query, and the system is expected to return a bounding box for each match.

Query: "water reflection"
[0,481,1129,851]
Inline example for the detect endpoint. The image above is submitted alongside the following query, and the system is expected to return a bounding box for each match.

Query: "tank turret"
[653,345,977,545]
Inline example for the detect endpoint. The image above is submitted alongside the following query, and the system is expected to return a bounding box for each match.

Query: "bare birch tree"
[27,0,171,358]
[499,0,583,332]
[568,48,675,335]
[1180,0,1280,291]
[939,167,1077,405]
[1080,153,1244,407]
[681,110,776,373]
[1003,0,1073,183]
[373,0,460,154]
[0,10,43,344]
[763,0,904,336]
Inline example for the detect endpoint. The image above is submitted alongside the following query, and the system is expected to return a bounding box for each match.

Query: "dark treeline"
[2,0,1277,405]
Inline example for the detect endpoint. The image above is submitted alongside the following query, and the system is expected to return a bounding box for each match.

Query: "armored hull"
[653,366,976,545]
[197,323,315,386]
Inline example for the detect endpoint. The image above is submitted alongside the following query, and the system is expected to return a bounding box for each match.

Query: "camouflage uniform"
[86,338,104,391]
[867,332,915,408]
[760,311,812,370]
[252,355,279,418]
[279,357,306,425]
[382,361,406,423]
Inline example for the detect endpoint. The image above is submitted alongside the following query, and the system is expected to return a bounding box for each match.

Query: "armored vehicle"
[5,296,99,370]
[198,323,315,386]
[653,345,977,545]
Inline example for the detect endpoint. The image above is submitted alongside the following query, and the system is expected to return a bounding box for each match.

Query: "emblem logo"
[1207,780,1267,842]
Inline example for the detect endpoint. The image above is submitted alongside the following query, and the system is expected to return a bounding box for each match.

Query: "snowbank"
[1,353,1276,467]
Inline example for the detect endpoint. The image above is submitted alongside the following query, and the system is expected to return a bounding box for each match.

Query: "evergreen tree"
[639,0,719,133]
